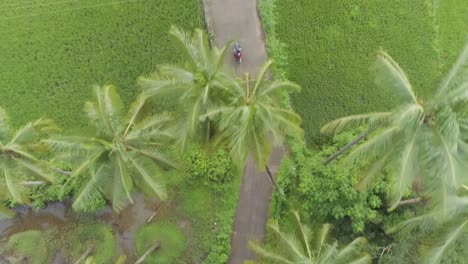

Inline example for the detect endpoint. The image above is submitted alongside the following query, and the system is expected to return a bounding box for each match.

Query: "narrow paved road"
[203,0,283,263]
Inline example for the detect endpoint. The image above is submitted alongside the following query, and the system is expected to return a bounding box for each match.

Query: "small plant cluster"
[184,146,235,192]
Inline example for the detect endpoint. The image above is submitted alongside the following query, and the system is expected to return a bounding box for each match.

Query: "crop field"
[0,0,203,129]
[266,0,468,144]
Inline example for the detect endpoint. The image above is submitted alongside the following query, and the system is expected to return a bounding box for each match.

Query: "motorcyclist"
[233,42,241,56]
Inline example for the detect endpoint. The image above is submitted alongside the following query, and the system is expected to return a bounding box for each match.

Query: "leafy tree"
[46,85,178,212]
[201,60,303,187]
[0,107,57,204]
[249,211,371,264]
[138,26,235,150]
[321,43,468,210]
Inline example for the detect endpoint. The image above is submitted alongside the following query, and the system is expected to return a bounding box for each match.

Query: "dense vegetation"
[261,0,468,144]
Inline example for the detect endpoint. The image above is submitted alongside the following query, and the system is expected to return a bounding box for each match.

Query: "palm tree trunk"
[54,167,72,176]
[265,165,281,191]
[398,197,422,206]
[134,241,161,264]
[73,246,93,264]
[323,129,373,165]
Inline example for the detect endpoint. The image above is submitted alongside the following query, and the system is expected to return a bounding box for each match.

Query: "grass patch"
[0,0,203,130]
[264,0,466,145]
[2,230,49,264]
[136,222,186,264]
[61,223,116,264]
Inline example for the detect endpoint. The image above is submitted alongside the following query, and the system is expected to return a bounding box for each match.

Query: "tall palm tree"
[388,186,468,264]
[321,42,468,210]
[138,26,235,150]
[201,60,303,187]
[249,211,371,264]
[45,85,178,212]
[0,107,57,204]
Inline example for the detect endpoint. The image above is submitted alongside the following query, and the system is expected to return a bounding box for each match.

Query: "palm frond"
[14,158,55,183]
[248,241,295,264]
[110,155,134,211]
[388,134,419,211]
[436,40,468,96]
[252,60,273,96]
[420,219,468,264]
[128,156,167,201]
[335,237,370,264]
[169,25,202,67]
[258,80,301,98]
[72,163,110,212]
[320,112,391,134]
[375,50,417,103]
[3,167,29,204]
[343,126,398,166]
[131,146,179,169]
[292,211,312,259]
[86,85,124,135]
[314,224,332,258]
[0,107,8,140]
[269,221,306,260]
[9,118,56,145]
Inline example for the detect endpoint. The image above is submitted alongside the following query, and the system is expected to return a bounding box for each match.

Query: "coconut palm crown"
[45,85,178,212]
[201,60,303,169]
[321,42,468,211]
[250,211,371,264]
[0,107,57,204]
[138,26,235,150]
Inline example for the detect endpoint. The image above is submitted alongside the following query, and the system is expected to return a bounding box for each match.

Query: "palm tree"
[321,42,468,210]
[138,26,235,150]
[249,211,371,264]
[45,85,178,212]
[201,60,303,188]
[388,186,468,264]
[0,107,57,204]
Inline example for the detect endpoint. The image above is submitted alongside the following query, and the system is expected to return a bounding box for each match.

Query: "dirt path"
[203,0,283,263]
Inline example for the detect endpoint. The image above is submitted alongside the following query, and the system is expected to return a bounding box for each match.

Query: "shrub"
[184,146,234,191]
[3,230,49,264]
[274,130,386,233]
[135,222,186,264]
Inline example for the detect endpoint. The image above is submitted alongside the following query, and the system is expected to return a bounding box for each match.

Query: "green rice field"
[0,0,203,129]
[265,0,468,144]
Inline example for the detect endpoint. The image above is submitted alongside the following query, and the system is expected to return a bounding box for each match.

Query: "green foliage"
[251,211,371,264]
[63,223,116,264]
[135,222,186,264]
[46,85,178,212]
[261,0,467,145]
[3,230,49,264]
[274,131,387,233]
[203,179,242,264]
[0,107,57,204]
[0,0,203,130]
[183,146,234,191]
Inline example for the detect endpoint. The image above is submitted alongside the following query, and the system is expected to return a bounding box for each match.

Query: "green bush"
[274,130,386,232]
[3,230,49,264]
[63,223,116,264]
[184,146,234,191]
[135,222,186,264]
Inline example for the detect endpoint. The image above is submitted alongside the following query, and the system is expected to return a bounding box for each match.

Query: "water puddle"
[0,194,161,262]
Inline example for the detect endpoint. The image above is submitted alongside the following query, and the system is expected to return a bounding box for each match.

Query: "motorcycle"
[233,42,242,64]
